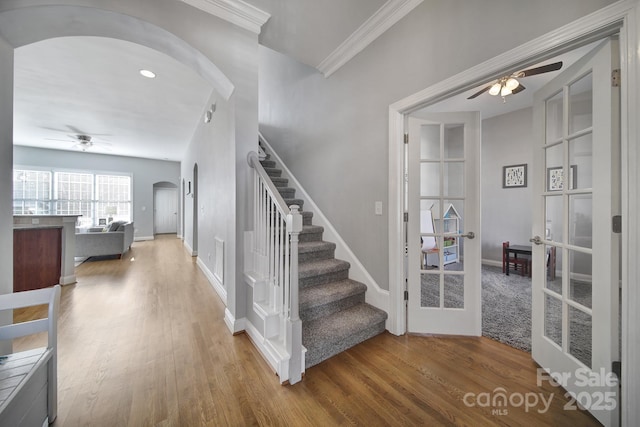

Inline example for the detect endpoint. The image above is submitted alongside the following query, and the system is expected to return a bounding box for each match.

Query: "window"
[13,169,52,215]
[95,174,131,224]
[55,172,94,224]
[12,168,132,227]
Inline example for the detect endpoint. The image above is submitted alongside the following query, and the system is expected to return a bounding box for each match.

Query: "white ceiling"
[12,2,597,162]
[12,0,395,161]
[14,37,212,161]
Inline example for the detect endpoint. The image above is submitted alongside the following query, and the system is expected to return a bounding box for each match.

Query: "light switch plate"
[375,201,383,216]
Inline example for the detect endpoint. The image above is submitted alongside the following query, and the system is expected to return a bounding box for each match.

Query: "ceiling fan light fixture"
[489,82,502,96]
[505,77,519,90]
[500,86,512,97]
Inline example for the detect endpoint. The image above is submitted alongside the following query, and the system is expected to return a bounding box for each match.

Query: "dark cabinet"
[13,227,62,292]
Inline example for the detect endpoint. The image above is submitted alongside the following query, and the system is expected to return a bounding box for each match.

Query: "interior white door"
[407,113,481,335]
[532,38,620,426]
[154,187,177,234]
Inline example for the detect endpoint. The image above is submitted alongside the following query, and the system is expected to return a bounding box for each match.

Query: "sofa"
[75,221,134,258]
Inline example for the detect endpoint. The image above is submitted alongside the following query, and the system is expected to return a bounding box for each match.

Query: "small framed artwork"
[547,165,577,191]
[502,164,527,188]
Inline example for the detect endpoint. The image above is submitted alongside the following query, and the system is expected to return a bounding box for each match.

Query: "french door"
[532,38,620,426]
[406,113,481,335]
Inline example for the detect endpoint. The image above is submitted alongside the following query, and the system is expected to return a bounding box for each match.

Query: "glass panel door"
[532,39,620,426]
[407,112,481,336]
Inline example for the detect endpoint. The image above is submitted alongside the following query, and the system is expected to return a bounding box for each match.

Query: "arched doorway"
[0,3,234,262]
[0,5,234,98]
[192,163,198,256]
[181,178,186,240]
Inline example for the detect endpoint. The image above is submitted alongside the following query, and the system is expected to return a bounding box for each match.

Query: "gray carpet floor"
[421,264,592,366]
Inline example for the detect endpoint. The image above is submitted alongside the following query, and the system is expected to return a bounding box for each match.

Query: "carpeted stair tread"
[277,186,296,193]
[284,198,304,209]
[264,167,282,177]
[300,279,367,321]
[278,187,296,198]
[257,145,389,371]
[271,177,288,187]
[298,241,336,257]
[300,225,323,238]
[298,258,350,279]
[301,211,313,225]
[303,303,387,368]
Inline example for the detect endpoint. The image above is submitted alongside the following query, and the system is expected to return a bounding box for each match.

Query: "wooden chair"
[502,241,530,277]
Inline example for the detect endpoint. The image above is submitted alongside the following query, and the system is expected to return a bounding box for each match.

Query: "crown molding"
[317,0,423,77]
[181,0,270,34]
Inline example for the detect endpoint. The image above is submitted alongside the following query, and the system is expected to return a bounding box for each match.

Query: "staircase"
[259,153,387,368]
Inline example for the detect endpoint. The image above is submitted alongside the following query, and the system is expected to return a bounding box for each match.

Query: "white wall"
[258,0,615,290]
[481,108,534,264]
[14,146,180,239]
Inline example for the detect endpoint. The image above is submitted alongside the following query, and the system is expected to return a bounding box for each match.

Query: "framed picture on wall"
[502,164,527,188]
[547,165,577,191]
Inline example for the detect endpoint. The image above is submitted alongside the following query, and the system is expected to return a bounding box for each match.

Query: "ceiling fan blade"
[45,138,73,142]
[511,83,526,94]
[519,61,563,77]
[66,126,111,137]
[467,84,491,99]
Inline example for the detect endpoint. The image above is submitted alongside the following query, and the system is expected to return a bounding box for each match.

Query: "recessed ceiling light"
[139,69,156,79]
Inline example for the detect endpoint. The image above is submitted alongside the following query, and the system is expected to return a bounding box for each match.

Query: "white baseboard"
[224,308,245,334]
[134,236,154,241]
[183,241,197,256]
[59,274,76,285]
[244,320,279,374]
[196,257,227,305]
[482,259,502,268]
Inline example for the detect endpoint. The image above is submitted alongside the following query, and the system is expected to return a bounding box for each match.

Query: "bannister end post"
[286,205,303,233]
[247,151,259,168]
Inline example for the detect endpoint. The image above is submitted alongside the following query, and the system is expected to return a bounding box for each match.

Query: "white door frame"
[387,1,639,424]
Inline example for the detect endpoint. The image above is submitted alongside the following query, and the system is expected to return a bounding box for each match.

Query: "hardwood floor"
[14,235,600,426]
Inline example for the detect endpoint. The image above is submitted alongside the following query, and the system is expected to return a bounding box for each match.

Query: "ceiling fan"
[467,61,563,101]
[45,133,111,152]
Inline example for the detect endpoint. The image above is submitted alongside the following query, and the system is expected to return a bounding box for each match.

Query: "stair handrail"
[247,150,303,384]
[247,151,292,215]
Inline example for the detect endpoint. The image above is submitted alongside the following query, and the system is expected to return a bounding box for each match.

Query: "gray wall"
[481,108,534,263]
[0,34,13,351]
[181,90,236,297]
[258,0,614,290]
[1,0,261,326]
[14,146,180,239]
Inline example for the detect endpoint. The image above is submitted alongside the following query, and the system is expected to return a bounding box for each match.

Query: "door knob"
[460,231,475,239]
[529,236,543,245]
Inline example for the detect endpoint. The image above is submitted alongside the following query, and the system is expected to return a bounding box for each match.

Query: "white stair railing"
[247,151,303,384]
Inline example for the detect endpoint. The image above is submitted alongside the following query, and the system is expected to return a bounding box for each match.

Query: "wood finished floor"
[14,235,600,426]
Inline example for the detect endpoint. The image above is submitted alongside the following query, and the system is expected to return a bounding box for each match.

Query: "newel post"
[286,205,303,383]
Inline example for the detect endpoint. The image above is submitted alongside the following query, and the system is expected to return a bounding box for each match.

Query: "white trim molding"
[389,2,639,423]
[317,0,423,77]
[197,257,227,305]
[180,0,270,34]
